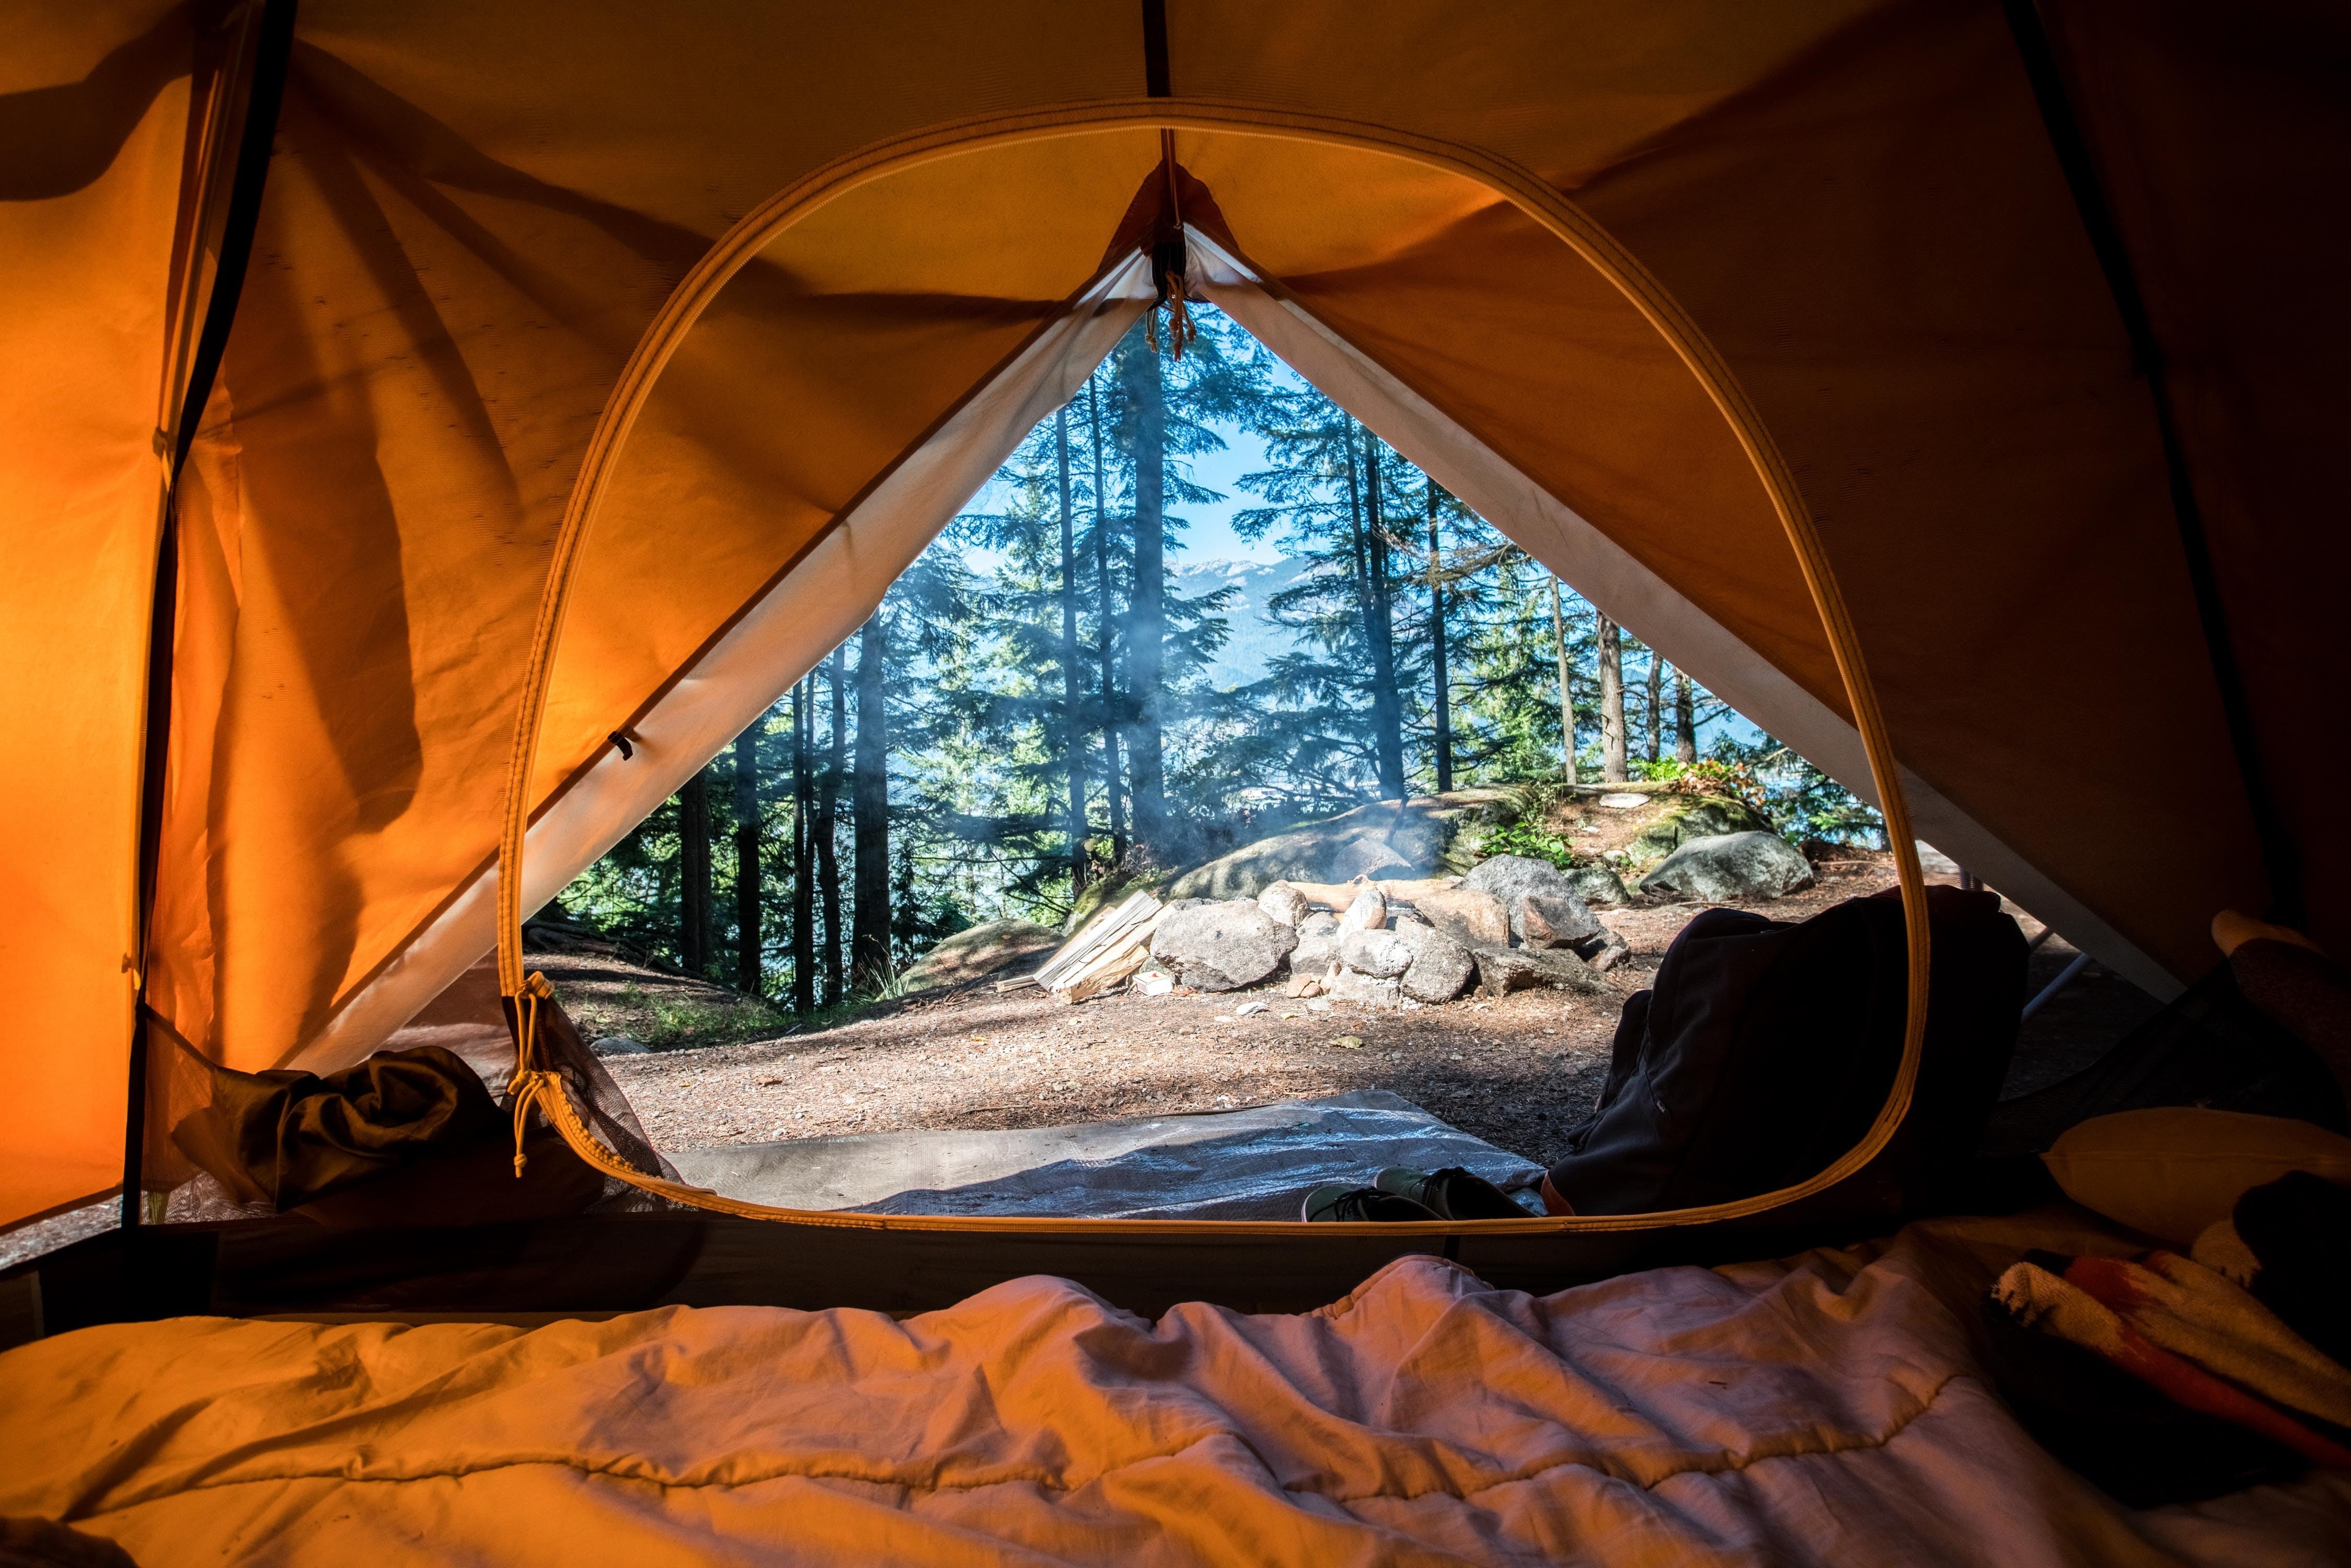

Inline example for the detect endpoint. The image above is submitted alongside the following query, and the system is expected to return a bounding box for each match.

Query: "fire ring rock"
[1411,886,1511,950]
[1473,945,1606,997]
[1339,926,1414,979]
[1288,912,1343,975]
[1149,900,1299,991]
[1389,919,1478,1003]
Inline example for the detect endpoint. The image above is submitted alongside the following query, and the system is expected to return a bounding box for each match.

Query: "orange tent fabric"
[4,1,2342,1231]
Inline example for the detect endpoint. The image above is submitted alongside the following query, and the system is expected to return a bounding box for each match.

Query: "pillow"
[2043,1108,2351,1246]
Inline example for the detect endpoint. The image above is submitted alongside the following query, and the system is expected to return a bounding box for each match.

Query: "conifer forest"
[559,308,1880,1004]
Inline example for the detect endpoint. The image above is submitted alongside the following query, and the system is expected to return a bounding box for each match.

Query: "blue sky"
[1175,418,1286,564]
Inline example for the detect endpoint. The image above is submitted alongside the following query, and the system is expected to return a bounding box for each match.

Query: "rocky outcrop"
[1638,831,1815,903]
[1626,794,1772,862]
[901,918,1064,993]
[1149,900,1299,991]
[1161,789,1519,900]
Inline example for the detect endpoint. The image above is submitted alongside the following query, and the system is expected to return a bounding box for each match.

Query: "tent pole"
[122,0,299,1233]
[2000,0,2298,928]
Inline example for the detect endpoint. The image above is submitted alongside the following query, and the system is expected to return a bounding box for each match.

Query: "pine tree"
[1596,613,1628,783]
[1353,424,1408,800]
[1425,480,1452,793]
[732,723,762,995]
[817,644,846,1007]
[1675,666,1698,764]
[1055,405,1088,891]
[1549,578,1578,783]
[852,613,891,989]
[1645,649,1664,764]
[1121,330,1169,856]
[677,768,712,975]
[790,676,814,1012]
[1085,373,1126,865]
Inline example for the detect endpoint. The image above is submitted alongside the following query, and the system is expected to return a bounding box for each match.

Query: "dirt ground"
[579,851,2156,1171]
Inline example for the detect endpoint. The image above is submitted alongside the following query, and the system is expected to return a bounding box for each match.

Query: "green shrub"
[1480,817,1592,869]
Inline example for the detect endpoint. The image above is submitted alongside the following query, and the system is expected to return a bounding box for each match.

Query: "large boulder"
[1638,831,1816,903]
[1150,900,1298,990]
[900,918,1063,993]
[1626,794,1772,862]
[1389,918,1477,1004]
[1289,911,1343,974]
[1473,945,1606,997]
[1411,885,1511,950]
[1460,855,1602,947]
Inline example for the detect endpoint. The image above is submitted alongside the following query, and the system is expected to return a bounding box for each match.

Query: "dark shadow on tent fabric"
[0,4,195,200]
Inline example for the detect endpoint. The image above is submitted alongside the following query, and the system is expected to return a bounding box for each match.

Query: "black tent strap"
[1140,0,1170,98]
[1999,0,2299,926]
[124,0,299,1232]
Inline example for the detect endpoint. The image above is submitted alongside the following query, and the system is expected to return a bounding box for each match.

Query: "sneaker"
[1373,1166,1529,1221]
[1301,1184,1441,1223]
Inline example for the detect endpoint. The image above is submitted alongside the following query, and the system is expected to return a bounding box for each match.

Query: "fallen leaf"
[1335,1035,1363,1050]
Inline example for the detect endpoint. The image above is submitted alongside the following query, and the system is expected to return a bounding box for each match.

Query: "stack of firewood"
[993,891,1164,1004]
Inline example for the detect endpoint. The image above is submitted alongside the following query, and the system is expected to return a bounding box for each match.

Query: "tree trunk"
[677,768,711,976]
[817,645,845,1008]
[790,677,814,1013]
[1597,613,1628,783]
[1426,480,1451,794]
[851,613,891,991]
[1675,667,1698,764]
[1645,650,1664,764]
[1360,426,1407,801]
[1121,333,1167,855]
[1056,405,1088,892]
[1549,577,1578,784]
[732,722,763,996]
[1088,375,1126,864]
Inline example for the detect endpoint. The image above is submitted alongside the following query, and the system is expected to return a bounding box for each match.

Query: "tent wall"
[2,5,206,1228]
[2041,0,2351,958]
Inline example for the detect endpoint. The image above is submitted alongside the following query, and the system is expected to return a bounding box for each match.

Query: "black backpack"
[1549,885,2026,1217]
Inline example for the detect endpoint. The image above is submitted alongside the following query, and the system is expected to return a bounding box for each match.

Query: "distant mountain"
[1168,556,1322,690]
